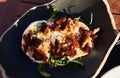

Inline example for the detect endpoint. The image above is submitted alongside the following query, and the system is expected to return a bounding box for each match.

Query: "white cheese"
[50,31,65,44]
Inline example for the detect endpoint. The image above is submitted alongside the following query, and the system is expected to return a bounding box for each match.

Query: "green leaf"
[32,29,37,37]
[70,58,84,66]
[49,55,84,67]
[49,55,69,67]
[74,16,81,21]
[52,5,58,13]
[48,5,58,20]
[38,64,51,78]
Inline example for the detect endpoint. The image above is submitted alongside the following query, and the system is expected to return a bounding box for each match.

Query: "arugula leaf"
[49,55,84,67]
[47,5,58,20]
[52,5,58,13]
[49,55,69,67]
[38,64,51,78]
[32,29,37,37]
[69,58,84,66]
[51,5,58,18]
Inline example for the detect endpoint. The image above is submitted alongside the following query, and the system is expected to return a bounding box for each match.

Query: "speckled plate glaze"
[0,0,120,78]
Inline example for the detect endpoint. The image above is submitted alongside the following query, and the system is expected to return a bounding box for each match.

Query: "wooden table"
[0,0,120,78]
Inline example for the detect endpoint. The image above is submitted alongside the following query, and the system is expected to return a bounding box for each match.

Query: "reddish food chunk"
[55,18,67,25]
[32,48,48,62]
[83,45,92,53]
[31,37,42,47]
[64,48,77,57]
[54,39,61,55]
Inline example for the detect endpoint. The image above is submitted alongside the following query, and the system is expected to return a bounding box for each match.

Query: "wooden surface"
[108,0,120,30]
[0,0,51,36]
[0,0,120,78]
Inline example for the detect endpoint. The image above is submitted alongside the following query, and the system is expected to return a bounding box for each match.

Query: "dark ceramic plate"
[0,0,120,78]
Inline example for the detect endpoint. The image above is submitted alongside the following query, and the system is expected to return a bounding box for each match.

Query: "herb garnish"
[49,55,84,67]
[38,64,51,78]
[32,29,37,37]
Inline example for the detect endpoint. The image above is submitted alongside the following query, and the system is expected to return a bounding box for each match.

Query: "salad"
[21,5,100,77]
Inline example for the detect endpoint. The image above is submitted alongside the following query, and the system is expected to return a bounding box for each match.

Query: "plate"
[101,65,120,78]
[0,0,120,78]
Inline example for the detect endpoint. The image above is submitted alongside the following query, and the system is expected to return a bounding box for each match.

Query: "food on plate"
[21,17,100,67]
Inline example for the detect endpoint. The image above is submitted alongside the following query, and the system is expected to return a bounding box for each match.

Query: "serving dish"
[101,65,120,78]
[0,0,120,78]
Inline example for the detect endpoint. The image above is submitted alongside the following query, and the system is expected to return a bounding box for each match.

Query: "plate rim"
[101,65,120,78]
